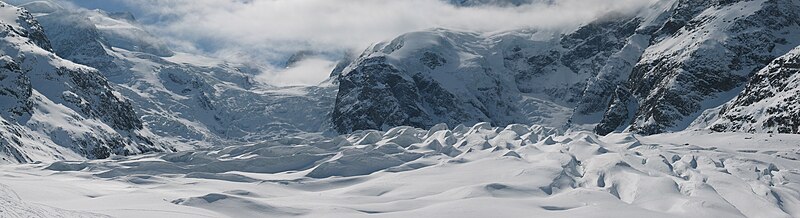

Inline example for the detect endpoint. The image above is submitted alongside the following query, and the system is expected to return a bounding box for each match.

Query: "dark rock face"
[709,46,800,134]
[595,86,635,135]
[0,58,32,118]
[49,65,142,131]
[595,0,800,134]
[560,16,642,77]
[565,16,647,126]
[9,5,52,51]
[333,56,476,132]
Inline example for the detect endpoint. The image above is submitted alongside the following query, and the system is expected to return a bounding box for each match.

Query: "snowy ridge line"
[0,1,169,164]
[1,123,797,217]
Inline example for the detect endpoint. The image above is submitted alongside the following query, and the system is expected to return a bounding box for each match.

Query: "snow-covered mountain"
[0,2,167,163]
[17,1,337,148]
[335,0,800,135]
[2,0,800,165]
[596,0,800,135]
[332,3,659,133]
[698,45,800,134]
[333,29,580,133]
[2,1,800,217]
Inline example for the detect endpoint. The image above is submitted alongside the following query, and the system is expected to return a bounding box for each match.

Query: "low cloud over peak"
[11,0,657,85]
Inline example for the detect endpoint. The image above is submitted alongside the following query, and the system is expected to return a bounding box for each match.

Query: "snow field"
[1,123,798,217]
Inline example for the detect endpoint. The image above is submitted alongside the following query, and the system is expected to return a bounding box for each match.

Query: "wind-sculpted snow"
[1,123,799,217]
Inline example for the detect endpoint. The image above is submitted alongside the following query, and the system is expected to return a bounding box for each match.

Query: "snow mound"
[0,125,797,217]
[171,193,309,217]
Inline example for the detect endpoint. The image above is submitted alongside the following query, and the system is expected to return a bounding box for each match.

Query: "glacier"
[2,124,800,217]
[0,0,798,217]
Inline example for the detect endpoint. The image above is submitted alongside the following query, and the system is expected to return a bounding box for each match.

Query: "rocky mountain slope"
[333,29,579,133]
[18,0,337,148]
[332,1,662,133]
[698,45,800,134]
[0,0,338,163]
[335,0,800,135]
[0,2,167,163]
[596,0,800,135]
[3,0,800,163]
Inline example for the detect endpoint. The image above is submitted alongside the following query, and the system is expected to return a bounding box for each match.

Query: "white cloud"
[257,57,337,86]
[99,0,656,62]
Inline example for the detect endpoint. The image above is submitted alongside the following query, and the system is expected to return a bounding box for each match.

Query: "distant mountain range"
[1,0,798,163]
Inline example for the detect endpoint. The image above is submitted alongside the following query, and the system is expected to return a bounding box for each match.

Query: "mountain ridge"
[0,2,168,163]
[2,0,800,164]
[334,0,800,136]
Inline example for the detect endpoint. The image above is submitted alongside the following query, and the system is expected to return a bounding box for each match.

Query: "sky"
[25,0,656,86]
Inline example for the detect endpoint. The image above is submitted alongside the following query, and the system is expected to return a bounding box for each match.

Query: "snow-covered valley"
[2,125,800,217]
[1,0,800,217]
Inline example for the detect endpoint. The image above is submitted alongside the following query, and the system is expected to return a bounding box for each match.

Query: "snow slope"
[0,124,798,217]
